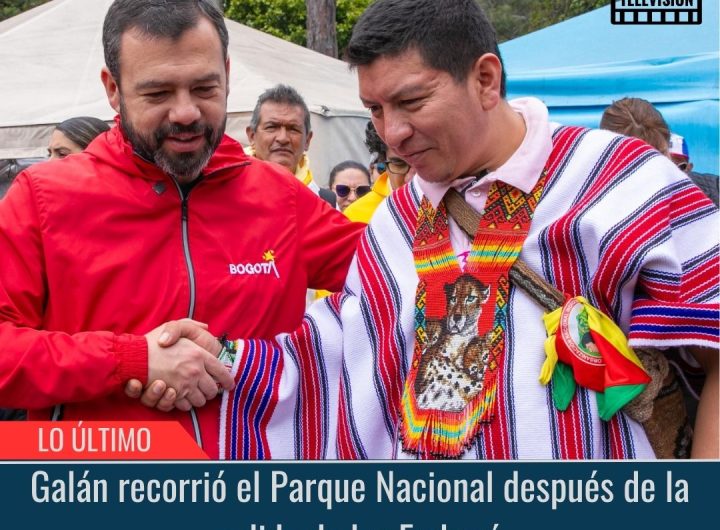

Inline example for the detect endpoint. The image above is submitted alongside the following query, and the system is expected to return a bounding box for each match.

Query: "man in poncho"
[138,0,718,460]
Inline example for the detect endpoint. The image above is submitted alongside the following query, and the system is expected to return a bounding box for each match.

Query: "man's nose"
[380,112,412,150]
[275,127,290,143]
[169,93,201,125]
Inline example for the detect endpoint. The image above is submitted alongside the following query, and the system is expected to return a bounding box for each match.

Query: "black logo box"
[611,0,702,25]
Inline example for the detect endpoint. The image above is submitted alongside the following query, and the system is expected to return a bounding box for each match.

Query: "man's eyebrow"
[135,73,223,91]
[386,84,426,100]
[360,84,426,106]
[193,73,223,85]
[262,119,302,127]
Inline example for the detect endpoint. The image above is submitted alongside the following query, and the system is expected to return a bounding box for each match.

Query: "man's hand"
[126,319,233,412]
[125,379,180,411]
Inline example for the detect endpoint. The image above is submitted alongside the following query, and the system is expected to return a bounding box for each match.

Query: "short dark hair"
[249,84,312,134]
[600,98,670,152]
[328,160,371,188]
[364,121,386,160]
[55,117,111,150]
[346,0,506,96]
[103,0,228,86]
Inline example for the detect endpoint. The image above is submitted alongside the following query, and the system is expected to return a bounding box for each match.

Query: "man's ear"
[471,53,502,111]
[101,67,121,113]
[246,126,255,145]
[304,130,314,151]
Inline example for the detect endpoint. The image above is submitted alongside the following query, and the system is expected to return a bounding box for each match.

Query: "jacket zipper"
[49,162,250,426]
[172,178,203,449]
[180,198,197,318]
[172,162,249,450]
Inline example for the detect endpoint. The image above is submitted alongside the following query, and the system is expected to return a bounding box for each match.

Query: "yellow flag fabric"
[540,297,651,420]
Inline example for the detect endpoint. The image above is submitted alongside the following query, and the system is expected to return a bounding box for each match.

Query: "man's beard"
[120,100,225,183]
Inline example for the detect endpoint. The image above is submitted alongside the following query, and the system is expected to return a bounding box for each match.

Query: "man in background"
[246,84,336,206]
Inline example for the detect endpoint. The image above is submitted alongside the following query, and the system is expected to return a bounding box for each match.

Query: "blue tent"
[500,3,719,174]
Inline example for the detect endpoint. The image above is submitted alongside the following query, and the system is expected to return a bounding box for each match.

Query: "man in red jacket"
[0,0,362,458]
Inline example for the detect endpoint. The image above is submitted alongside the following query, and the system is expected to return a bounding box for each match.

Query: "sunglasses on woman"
[335,184,372,198]
[375,157,410,175]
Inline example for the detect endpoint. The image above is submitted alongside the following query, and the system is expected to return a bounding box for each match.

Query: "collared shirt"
[415,97,553,268]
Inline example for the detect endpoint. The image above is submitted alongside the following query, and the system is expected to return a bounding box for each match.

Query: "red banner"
[0,422,209,460]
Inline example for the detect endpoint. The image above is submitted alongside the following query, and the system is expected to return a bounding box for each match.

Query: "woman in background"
[47,116,110,159]
[328,160,372,211]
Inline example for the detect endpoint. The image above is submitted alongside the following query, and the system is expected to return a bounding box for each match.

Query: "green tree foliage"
[479,0,610,42]
[225,0,609,51]
[0,0,49,22]
[226,0,371,55]
[336,0,373,56]
[528,0,610,37]
[478,0,534,42]
[4,0,610,49]
[225,0,307,47]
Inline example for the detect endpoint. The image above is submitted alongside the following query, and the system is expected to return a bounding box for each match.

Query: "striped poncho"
[220,125,719,460]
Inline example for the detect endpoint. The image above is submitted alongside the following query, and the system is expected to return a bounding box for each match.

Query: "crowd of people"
[0,0,717,460]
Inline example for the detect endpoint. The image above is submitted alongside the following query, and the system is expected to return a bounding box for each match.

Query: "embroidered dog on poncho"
[415,274,491,411]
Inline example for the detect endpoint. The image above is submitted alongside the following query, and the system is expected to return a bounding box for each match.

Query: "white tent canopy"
[0,0,370,184]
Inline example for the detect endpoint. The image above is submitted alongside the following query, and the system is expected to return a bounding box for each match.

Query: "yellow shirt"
[244,145,318,191]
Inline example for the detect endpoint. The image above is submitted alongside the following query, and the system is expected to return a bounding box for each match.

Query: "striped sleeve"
[628,180,719,348]
[219,292,348,459]
[219,338,283,459]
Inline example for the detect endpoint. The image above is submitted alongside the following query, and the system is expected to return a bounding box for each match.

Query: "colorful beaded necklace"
[400,174,546,458]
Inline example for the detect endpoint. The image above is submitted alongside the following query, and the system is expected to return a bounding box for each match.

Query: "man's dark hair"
[249,84,312,134]
[328,160,371,188]
[364,121,386,160]
[346,0,506,96]
[103,0,228,86]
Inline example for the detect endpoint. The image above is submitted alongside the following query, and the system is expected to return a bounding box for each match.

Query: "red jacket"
[0,124,363,458]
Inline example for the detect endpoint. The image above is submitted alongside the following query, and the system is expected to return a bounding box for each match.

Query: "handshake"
[126,319,235,412]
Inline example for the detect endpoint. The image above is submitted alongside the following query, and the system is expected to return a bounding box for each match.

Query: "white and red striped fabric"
[219,111,719,460]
